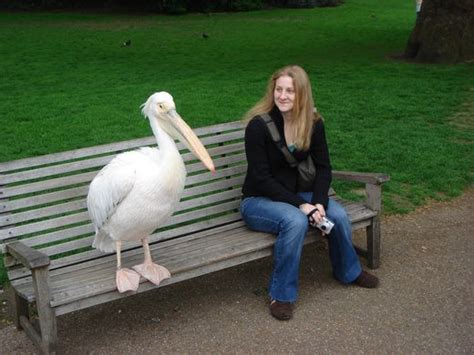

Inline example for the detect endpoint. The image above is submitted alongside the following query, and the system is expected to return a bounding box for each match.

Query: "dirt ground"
[0,188,473,354]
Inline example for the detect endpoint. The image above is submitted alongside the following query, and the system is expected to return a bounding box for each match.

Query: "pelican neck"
[149,118,179,156]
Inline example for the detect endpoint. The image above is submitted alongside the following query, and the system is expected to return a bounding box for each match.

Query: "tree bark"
[405,0,474,63]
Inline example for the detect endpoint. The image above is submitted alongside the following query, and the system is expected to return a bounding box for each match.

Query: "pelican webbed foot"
[132,262,170,286]
[116,268,140,293]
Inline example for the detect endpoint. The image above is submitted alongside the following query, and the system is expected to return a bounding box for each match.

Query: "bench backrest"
[0,121,246,283]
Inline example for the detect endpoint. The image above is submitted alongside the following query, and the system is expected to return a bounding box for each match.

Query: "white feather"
[87,151,137,233]
[86,92,190,253]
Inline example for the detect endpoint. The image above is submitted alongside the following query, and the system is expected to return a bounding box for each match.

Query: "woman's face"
[274,75,295,115]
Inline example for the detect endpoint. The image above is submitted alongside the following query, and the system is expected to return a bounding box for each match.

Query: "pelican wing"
[87,153,138,233]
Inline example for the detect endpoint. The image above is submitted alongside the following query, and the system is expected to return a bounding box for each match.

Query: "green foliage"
[230,0,265,11]
[1,0,268,12]
[162,0,187,15]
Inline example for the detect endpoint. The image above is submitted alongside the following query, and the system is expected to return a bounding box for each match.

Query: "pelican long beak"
[167,109,215,173]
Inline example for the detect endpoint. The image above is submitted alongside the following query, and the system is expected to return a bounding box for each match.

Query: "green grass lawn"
[0,0,473,285]
[1,0,473,208]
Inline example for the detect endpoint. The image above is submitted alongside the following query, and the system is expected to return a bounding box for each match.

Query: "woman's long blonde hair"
[243,65,321,151]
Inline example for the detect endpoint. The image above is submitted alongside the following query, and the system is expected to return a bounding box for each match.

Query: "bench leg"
[10,288,30,330]
[365,183,382,269]
[32,266,58,354]
[366,220,381,269]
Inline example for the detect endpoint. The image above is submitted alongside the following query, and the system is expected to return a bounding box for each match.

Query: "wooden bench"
[0,120,389,354]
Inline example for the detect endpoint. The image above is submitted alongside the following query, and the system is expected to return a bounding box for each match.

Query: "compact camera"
[316,216,335,234]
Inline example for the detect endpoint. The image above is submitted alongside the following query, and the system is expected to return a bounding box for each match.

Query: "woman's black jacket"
[241,106,332,209]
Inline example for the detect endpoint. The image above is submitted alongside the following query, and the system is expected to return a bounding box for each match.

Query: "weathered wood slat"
[0,156,245,227]
[55,244,271,316]
[9,220,247,286]
[1,171,95,199]
[1,130,244,185]
[16,227,319,310]
[0,200,86,227]
[17,224,95,251]
[54,224,250,286]
[1,211,89,240]
[0,136,155,173]
[337,200,377,222]
[332,170,390,185]
[8,201,374,284]
[0,121,244,174]
[49,227,250,291]
[5,241,50,269]
[53,207,370,290]
[186,164,246,186]
[0,142,245,199]
[51,230,277,306]
[185,152,245,175]
[6,198,374,282]
[1,160,245,223]
[1,168,246,240]
[2,186,241,242]
[0,186,89,214]
[5,175,245,251]
[7,211,244,282]
[38,189,241,256]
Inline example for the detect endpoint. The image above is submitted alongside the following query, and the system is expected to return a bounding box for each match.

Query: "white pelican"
[87,92,215,293]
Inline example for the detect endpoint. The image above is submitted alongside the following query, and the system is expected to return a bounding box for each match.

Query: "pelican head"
[141,92,215,173]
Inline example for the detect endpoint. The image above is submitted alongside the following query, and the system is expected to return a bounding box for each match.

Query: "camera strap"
[259,113,299,168]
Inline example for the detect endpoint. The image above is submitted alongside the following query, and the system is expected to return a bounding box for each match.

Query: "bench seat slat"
[47,226,250,289]
[8,199,375,287]
[13,226,286,306]
[9,220,247,286]
[54,244,285,317]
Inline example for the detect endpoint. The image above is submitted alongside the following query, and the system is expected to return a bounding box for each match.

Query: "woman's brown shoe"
[270,300,293,320]
[353,270,379,288]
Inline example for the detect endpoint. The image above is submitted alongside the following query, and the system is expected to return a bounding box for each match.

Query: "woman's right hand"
[299,203,322,226]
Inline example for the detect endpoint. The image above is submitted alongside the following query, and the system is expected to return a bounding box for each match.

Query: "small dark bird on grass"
[202,33,209,39]
[122,40,132,47]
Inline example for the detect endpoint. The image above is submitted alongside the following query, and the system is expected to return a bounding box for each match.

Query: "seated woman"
[240,65,379,321]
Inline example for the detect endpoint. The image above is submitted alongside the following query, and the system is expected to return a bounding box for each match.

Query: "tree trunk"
[405,0,474,63]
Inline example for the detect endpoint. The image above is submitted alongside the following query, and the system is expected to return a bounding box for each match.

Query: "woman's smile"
[274,75,295,115]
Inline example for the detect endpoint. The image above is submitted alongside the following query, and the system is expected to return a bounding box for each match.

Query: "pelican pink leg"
[115,241,140,293]
[132,237,171,286]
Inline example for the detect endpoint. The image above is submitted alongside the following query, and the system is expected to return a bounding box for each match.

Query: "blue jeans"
[240,192,362,303]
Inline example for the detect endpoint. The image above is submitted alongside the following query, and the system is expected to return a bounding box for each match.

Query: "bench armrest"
[5,241,50,270]
[333,170,390,213]
[332,171,390,185]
